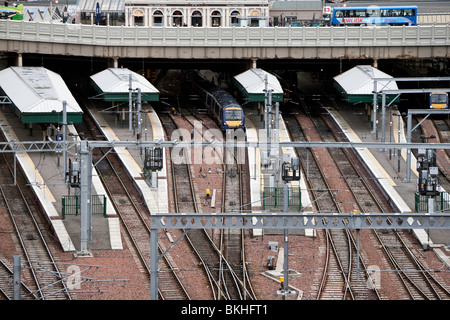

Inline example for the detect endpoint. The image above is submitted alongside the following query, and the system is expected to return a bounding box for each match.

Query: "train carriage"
[186,71,245,131]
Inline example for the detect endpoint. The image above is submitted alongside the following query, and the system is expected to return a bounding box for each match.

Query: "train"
[185,70,245,131]
[331,6,417,26]
[429,92,449,109]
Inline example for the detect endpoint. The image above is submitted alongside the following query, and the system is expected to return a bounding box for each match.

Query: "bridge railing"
[0,20,449,47]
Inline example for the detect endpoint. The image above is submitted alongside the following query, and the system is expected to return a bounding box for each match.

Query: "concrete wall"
[0,20,449,60]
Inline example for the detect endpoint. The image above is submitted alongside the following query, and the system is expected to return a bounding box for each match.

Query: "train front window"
[431,94,448,104]
[225,109,242,121]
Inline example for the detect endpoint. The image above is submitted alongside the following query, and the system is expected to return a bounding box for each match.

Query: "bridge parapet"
[0,20,449,59]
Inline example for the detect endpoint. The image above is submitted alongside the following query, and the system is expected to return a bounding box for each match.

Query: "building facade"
[124,0,270,27]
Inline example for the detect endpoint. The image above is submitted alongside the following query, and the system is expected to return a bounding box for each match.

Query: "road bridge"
[0,20,449,62]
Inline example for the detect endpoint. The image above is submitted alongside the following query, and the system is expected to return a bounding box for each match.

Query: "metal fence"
[415,191,450,213]
[62,194,107,218]
[262,187,301,210]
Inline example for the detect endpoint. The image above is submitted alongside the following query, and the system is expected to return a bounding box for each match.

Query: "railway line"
[0,129,71,300]
[156,103,256,300]
[308,93,450,300]
[154,69,257,300]
[74,97,190,300]
[283,102,378,300]
[0,67,449,301]
[278,85,449,300]
[0,259,35,300]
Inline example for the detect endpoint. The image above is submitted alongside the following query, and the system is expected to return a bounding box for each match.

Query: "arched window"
[153,10,163,26]
[191,10,202,27]
[230,10,240,27]
[249,10,260,27]
[133,9,144,26]
[172,10,183,26]
[211,10,221,27]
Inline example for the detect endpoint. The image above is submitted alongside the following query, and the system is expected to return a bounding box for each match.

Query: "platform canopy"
[333,65,399,103]
[76,0,124,13]
[0,66,83,124]
[234,68,284,102]
[90,68,159,102]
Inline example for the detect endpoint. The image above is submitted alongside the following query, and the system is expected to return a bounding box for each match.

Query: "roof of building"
[234,68,283,102]
[333,65,399,103]
[271,0,322,10]
[90,68,159,102]
[0,66,83,123]
[76,0,124,13]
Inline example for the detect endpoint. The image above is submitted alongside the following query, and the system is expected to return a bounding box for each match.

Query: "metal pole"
[406,113,412,182]
[62,100,67,185]
[79,140,92,256]
[427,196,435,250]
[264,75,268,130]
[13,255,21,300]
[397,115,401,173]
[372,80,377,134]
[150,228,159,300]
[283,182,289,296]
[129,74,133,132]
[381,92,386,148]
[389,112,392,160]
[275,101,280,183]
[356,229,360,280]
[137,88,142,154]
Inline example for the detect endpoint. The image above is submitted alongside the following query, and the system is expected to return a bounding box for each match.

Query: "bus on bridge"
[331,6,418,26]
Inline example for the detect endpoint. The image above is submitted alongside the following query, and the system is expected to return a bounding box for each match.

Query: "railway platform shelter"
[0,66,83,126]
[234,68,284,104]
[333,65,399,105]
[90,68,159,102]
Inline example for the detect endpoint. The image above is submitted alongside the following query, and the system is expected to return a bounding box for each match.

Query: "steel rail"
[0,144,71,300]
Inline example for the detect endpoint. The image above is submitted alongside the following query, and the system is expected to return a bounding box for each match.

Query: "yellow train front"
[429,92,448,109]
[206,87,245,131]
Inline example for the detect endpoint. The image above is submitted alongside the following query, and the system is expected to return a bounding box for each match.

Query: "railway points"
[0,109,121,253]
[328,100,450,256]
[1,60,450,300]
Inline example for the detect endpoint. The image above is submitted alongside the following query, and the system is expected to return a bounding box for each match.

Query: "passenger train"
[429,92,449,109]
[185,70,245,131]
[331,6,418,26]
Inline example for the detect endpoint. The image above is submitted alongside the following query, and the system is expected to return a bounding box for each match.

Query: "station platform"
[0,110,122,253]
[329,104,450,262]
[87,105,168,216]
[243,97,449,266]
[244,107,315,237]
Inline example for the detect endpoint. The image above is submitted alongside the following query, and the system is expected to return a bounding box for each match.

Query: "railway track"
[74,98,190,300]
[158,107,254,300]
[154,69,257,300]
[0,258,35,300]
[220,127,255,300]
[184,110,256,300]
[316,95,450,300]
[0,129,71,300]
[283,106,362,300]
